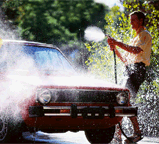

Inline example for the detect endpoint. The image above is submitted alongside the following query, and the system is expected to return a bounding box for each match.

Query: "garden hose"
[118,122,134,143]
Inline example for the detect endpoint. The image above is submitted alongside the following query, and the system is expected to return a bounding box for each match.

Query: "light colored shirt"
[124,30,152,66]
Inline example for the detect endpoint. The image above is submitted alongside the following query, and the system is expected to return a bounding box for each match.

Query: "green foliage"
[85,6,133,83]
[85,41,117,82]
[2,0,107,46]
[86,0,159,93]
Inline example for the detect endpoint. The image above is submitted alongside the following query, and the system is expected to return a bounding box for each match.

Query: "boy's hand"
[110,45,116,51]
[107,36,116,51]
[107,37,117,45]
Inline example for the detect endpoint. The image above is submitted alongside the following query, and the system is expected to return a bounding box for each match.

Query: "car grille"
[46,89,119,104]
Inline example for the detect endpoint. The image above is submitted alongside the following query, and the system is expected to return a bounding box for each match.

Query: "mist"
[0,44,39,120]
[0,9,126,123]
[0,10,40,120]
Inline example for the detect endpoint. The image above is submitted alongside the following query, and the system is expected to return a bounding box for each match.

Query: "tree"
[1,0,110,71]
[85,5,128,83]
[1,0,108,45]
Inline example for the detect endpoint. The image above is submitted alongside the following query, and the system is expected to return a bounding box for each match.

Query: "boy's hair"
[130,11,146,26]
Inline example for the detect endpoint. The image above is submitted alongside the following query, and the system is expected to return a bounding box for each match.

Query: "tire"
[85,126,115,144]
[0,114,26,143]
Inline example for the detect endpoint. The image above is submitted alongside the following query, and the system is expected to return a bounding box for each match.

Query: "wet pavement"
[23,131,159,144]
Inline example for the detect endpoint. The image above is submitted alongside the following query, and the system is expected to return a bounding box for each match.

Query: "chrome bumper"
[29,104,137,119]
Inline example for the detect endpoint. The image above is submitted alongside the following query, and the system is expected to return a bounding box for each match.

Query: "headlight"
[116,92,128,105]
[37,89,51,105]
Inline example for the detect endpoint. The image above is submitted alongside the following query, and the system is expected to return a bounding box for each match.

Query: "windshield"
[0,43,75,75]
[22,46,75,74]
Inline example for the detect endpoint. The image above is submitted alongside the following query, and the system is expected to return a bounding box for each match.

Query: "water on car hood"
[6,73,127,91]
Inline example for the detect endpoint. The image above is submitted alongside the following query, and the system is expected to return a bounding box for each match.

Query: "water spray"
[84,26,143,143]
[84,26,117,84]
[84,26,138,142]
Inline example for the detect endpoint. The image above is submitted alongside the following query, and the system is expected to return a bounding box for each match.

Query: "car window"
[22,46,75,74]
[0,43,76,75]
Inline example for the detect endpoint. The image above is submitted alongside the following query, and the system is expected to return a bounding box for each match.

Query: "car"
[0,39,137,143]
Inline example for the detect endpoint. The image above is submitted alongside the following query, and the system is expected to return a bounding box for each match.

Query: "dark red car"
[0,40,137,143]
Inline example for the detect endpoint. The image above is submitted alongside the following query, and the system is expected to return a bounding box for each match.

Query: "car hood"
[6,74,127,91]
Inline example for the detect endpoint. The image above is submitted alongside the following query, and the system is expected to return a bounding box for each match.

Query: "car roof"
[2,39,59,50]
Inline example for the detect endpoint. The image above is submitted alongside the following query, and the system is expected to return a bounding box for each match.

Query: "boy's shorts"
[125,62,146,100]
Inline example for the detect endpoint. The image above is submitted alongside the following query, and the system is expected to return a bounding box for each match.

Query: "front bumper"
[29,104,137,119]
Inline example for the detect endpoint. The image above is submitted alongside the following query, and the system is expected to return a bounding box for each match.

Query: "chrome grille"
[45,89,119,104]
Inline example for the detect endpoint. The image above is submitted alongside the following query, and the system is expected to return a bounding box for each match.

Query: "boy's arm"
[107,37,143,54]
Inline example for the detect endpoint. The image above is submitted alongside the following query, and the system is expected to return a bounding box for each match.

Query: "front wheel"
[85,126,115,144]
[0,114,25,143]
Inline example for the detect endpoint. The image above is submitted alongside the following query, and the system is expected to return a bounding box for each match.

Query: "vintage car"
[0,39,137,143]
